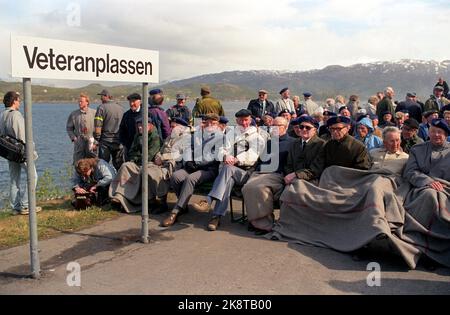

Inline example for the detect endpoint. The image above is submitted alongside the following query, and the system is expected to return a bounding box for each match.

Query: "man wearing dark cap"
[418,110,439,141]
[323,116,371,170]
[317,110,337,140]
[148,88,172,141]
[401,118,424,154]
[193,109,265,231]
[302,92,321,115]
[94,89,124,170]
[192,86,224,118]
[275,87,295,116]
[166,93,192,125]
[424,86,450,112]
[119,93,142,161]
[396,92,423,123]
[247,89,275,126]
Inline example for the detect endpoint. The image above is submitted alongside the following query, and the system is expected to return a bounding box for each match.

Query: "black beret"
[403,118,420,130]
[327,116,352,127]
[173,117,189,127]
[296,115,319,129]
[149,88,163,95]
[219,116,229,124]
[235,109,252,118]
[430,118,450,134]
[278,109,292,116]
[338,106,348,113]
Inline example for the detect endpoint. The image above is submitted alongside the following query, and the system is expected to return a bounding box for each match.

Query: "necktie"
[302,141,306,151]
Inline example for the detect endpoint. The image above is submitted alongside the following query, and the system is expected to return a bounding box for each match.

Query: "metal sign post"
[141,83,149,244]
[23,78,40,279]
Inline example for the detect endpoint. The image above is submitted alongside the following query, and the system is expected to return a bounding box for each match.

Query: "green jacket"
[423,95,450,112]
[285,135,326,181]
[401,134,424,154]
[128,128,161,166]
[376,97,395,121]
[324,134,371,170]
[192,96,225,117]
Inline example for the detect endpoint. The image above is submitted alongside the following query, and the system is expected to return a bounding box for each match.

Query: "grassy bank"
[0,198,121,250]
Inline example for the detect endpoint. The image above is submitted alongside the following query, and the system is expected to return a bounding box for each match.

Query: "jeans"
[8,161,38,211]
[98,141,123,170]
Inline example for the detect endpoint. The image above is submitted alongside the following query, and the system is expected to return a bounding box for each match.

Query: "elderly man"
[274,87,295,116]
[395,92,423,123]
[418,110,439,141]
[242,117,294,234]
[247,90,275,126]
[67,93,96,164]
[119,93,142,161]
[324,116,371,170]
[161,114,222,227]
[166,93,192,125]
[192,86,224,118]
[402,118,450,268]
[195,109,265,231]
[370,127,409,175]
[400,118,424,154]
[94,89,124,170]
[424,86,450,112]
[302,92,321,115]
[148,89,172,141]
[376,87,396,122]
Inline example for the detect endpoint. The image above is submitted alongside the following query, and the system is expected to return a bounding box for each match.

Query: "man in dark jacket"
[376,87,396,122]
[247,90,275,126]
[119,93,142,161]
[323,116,371,170]
[395,92,423,123]
[401,118,424,154]
[166,93,192,125]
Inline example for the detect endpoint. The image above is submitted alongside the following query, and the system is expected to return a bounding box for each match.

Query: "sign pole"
[23,78,40,279]
[141,82,149,244]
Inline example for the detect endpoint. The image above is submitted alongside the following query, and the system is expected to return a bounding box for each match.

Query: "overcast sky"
[1,0,449,87]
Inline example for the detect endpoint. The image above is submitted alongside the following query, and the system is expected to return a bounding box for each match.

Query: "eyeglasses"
[294,125,313,130]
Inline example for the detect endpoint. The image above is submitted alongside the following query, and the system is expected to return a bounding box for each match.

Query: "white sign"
[11,35,159,83]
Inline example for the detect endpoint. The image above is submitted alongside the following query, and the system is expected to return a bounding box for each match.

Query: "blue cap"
[295,115,319,129]
[149,88,163,95]
[327,116,352,127]
[279,87,289,95]
[303,92,312,98]
[323,110,337,117]
[431,118,450,134]
[173,117,189,127]
[219,116,229,124]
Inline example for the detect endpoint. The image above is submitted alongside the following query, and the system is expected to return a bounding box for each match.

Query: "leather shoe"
[207,216,221,231]
[161,212,178,227]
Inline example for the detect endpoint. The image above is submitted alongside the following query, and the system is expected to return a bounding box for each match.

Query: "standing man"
[376,87,396,122]
[66,93,96,165]
[148,89,172,141]
[302,92,321,115]
[247,89,275,126]
[424,86,450,113]
[166,93,192,125]
[94,89,124,170]
[1,91,41,215]
[395,92,423,123]
[119,93,142,161]
[275,87,295,116]
[192,86,225,118]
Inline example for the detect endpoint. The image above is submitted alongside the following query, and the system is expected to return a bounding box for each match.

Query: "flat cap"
[434,86,444,91]
[423,110,439,118]
[403,118,420,129]
[258,89,268,95]
[201,86,211,94]
[303,92,312,98]
[176,93,186,100]
[235,109,252,118]
[97,89,111,97]
[406,92,417,98]
[127,93,141,101]
[327,116,352,127]
[279,87,289,95]
[430,118,450,134]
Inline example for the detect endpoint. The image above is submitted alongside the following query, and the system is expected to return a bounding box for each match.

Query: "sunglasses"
[294,125,313,130]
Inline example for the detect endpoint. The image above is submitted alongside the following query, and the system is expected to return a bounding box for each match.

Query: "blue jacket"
[355,117,383,151]
[72,159,117,189]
